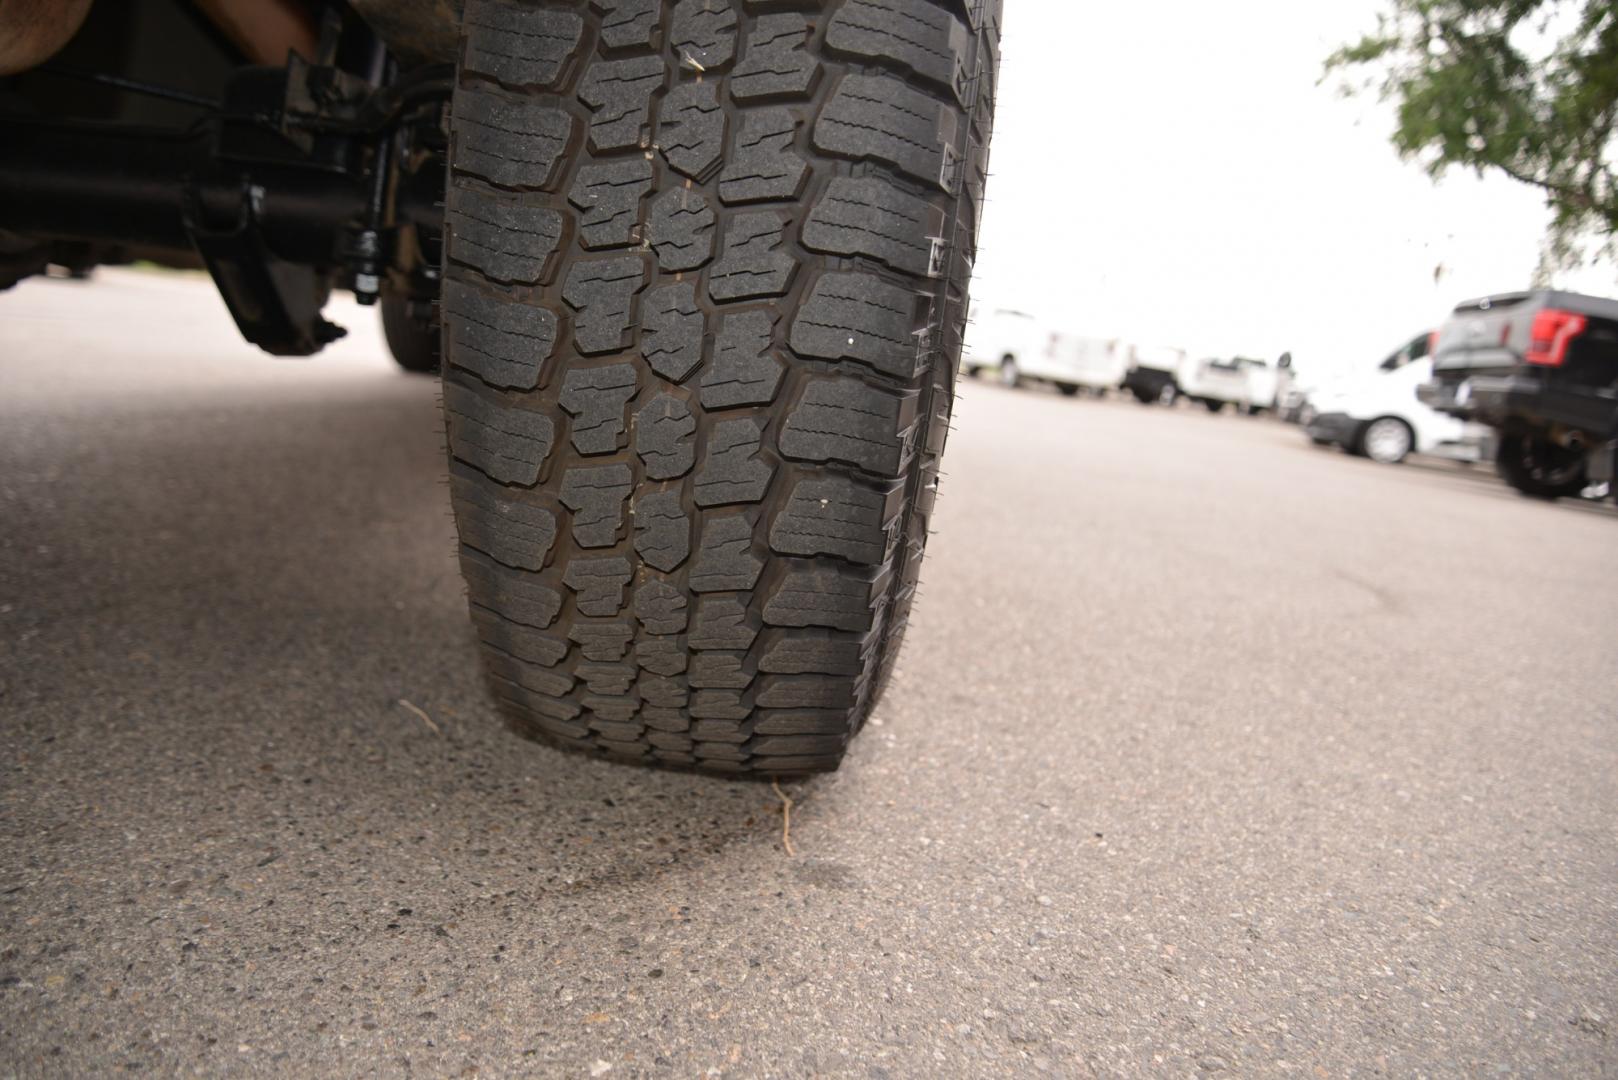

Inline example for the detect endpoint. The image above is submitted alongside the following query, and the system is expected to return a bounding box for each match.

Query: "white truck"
[962,308,1130,396]
[1181,357,1290,414]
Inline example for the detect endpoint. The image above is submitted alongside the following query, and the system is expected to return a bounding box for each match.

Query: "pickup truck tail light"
[1525,309,1587,366]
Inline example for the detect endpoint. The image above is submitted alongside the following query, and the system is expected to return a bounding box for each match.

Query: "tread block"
[717,108,808,204]
[647,188,717,272]
[447,182,566,286]
[692,719,747,744]
[460,549,563,628]
[825,0,969,103]
[790,271,922,378]
[753,734,847,757]
[589,715,646,739]
[755,674,855,709]
[647,730,694,751]
[462,2,585,89]
[693,417,774,506]
[769,475,894,563]
[569,621,634,661]
[444,280,556,390]
[559,363,638,454]
[563,556,633,616]
[558,463,633,547]
[450,465,557,569]
[754,709,848,735]
[640,673,689,708]
[642,283,706,383]
[594,0,660,50]
[633,490,691,572]
[688,595,757,650]
[444,380,555,485]
[690,513,763,592]
[658,81,727,181]
[731,14,819,101]
[636,638,688,676]
[759,635,864,675]
[498,680,585,725]
[802,178,939,278]
[670,0,738,71]
[451,86,574,190]
[568,159,655,249]
[779,377,905,475]
[642,705,690,732]
[473,606,569,666]
[577,56,665,151]
[485,648,576,697]
[709,212,795,301]
[688,651,752,689]
[634,393,697,480]
[562,256,645,354]
[633,580,689,634]
[577,662,636,695]
[763,565,876,631]
[691,691,750,720]
[815,74,951,192]
[700,310,784,408]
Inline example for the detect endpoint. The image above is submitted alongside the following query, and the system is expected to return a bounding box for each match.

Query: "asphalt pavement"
[2,270,1616,1077]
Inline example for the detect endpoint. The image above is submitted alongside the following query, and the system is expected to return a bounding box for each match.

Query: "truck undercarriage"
[0,0,454,355]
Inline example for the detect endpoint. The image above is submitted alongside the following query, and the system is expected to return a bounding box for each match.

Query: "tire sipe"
[438,0,1002,774]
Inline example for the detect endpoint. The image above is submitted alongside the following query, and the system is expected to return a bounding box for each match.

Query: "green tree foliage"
[1329,1,1617,269]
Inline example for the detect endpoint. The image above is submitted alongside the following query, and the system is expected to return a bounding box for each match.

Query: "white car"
[1303,334,1486,464]
[962,308,1129,396]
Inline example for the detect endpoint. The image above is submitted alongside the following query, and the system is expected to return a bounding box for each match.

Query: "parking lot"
[3,271,1616,1075]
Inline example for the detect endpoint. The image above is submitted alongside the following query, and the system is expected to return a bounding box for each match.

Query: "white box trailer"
[961,308,1130,396]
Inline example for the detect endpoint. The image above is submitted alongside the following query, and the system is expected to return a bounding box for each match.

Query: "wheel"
[964,366,981,379]
[1057,383,1080,397]
[1360,416,1414,464]
[439,0,1001,775]
[1495,433,1587,499]
[999,355,1021,388]
[1202,398,1225,414]
[380,292,440,374]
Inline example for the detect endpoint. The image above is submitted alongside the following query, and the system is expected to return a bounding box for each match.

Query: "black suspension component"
[0,27,449,356]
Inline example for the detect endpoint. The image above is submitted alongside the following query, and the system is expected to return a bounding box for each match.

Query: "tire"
[1359,416,1413,465]
[1495,433,1586,500]
[1057,382,1079,397]
[1202,399,1225,414]
[440,0,1001,775]
[381,292,440,374]
[999,355,1020,388]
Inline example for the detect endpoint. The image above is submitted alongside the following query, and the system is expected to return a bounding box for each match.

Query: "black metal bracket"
[182,178,348,356]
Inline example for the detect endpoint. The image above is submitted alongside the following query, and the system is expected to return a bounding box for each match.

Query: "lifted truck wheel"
[1495,433,1587,500]
[440,0,1002,775]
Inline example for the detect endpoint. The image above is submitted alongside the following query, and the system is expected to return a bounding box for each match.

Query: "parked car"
[1121,345,1191,404]
[962,307,1129,396]
[1419,290,1618,500]
[1305,331,1487,464]
[1181,356,1287,414]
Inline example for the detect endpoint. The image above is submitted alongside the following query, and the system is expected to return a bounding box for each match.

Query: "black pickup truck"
[1419,290,1618,502]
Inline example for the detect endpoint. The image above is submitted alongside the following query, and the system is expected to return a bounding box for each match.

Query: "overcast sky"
[971,1,1615,380]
